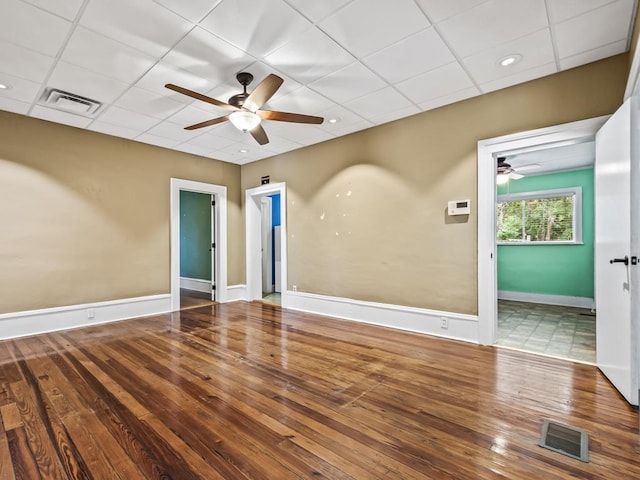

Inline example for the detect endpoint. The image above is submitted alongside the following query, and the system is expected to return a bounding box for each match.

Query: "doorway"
[170,178,228,311]
[246,183,287,305]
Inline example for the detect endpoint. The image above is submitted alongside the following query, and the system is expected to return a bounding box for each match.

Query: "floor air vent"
[40,88,102,116]
[539,419,589,462]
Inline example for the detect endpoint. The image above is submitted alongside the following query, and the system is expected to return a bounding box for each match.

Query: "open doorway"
[170,178,228,311]
[246,183,287,306]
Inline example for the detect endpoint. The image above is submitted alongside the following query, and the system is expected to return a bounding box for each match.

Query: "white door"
[595,99,638,406]
[210,195,216,301]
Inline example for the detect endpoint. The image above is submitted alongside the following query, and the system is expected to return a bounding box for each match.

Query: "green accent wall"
[497,168,594,298]
[180,191,211,281]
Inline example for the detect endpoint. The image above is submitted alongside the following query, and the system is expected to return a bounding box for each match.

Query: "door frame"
[476,116,609,345]
[246,182,287,303]
[170,178,227,310]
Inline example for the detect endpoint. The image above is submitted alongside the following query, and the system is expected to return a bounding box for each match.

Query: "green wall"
[497,168,594,298]
[180,191,212,281]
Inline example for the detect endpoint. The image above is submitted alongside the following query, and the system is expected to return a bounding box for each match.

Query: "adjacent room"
[0,1,639,479]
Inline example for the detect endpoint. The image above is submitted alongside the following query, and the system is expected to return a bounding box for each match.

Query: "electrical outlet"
[87,308,95,319]
[440,317,449,329]
[292,285,298,292]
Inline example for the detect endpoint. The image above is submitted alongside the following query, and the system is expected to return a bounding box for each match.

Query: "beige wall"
[0,112,242,314]
[242,55,628,315]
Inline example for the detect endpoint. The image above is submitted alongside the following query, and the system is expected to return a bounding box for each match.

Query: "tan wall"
[242,54,628,315]
[0,112,242,314]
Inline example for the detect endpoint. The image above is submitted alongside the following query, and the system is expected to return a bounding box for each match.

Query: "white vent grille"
[40,88,102,116]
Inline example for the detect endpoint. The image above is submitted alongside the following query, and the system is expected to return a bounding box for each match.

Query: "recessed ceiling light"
[0,82,10,90]
[328,118,340,124]
[239,149,248,153]
[499,54,522,67]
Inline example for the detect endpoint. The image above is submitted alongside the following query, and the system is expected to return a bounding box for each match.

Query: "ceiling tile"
[114,87,185,119]
[0,39,55,83]
[265,121,335,144]
[343,86,414,120]
[80,0,194,58]
[479,62,556,93]
[173,142,215,157]
[559,39,628,70]
[462,29,555,85]
[316,105,368,134]
[284,0,354,22]
[21,0,84,21]
[0,96,31,115]
[415,0,488,23]
[263,27,354,83]
[146,121,203,142]
[30,105,92,128]
[89,121,145,139]
[437,0,548,58]
[308,62,386,104]
[166,104,227,127]
[268,87,336,115]
[183,132,237,150]
[329,120,373,137]
[320,0,430,58]
[135,132,181,149]
[554,0,634,59]
[546,0,622,23]
[97,105,160,131]
[62,27,157,84]
[396,62,474,104]
[369,105,420,125]
[0,0,71,56]
[363,27,455,84]
[162,27,254,85]
[152,0,222,22]
[200,0,312,58]
[418,86,479,111]
[135,61,217,102]
[0,72,42,103]
[47,61,129,103]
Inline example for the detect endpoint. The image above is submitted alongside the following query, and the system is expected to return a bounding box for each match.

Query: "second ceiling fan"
[166,72,324,146]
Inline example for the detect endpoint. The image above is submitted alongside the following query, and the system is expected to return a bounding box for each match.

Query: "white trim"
[625,22,640,101]
[180,277,211,293]
[0,294,171,340]
[498,291,594,309]
[171,178,227,311]
[477,116,608,345]
[225,284,248,302]
[285,291,478,344]
[245,183,287,304]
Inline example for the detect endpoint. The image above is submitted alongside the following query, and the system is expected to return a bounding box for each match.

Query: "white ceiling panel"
[263,27,354,83]
[80,0,194,58]
[437,0,548,58]
[554,0,634,59]
[397,62,474,105]
[284,0,354,23]
[0,0,71,57]
[462,29,556,85]
[320,0,430,58]
[47,61,129,103]
[200,0,311,58]
[0,0,635,165]
[308,62,386,104]
[0,39,55,83]
[31,105,93,128]
[62,27,157,84]
[162,27,254,84]
[152,0,222,23]
[363,27,455,84]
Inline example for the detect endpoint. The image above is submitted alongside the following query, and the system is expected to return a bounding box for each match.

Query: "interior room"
[1,1,639,478]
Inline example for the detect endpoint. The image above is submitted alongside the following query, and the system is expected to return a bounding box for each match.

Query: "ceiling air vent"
[40,88,102,116]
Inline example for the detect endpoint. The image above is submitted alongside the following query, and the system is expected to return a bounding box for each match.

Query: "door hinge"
[212,200,215,206]
[212,284,216,291]
[212,242,216,249]
[632,256,638,266]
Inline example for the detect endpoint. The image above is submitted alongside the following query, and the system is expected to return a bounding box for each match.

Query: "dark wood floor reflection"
[0,301,638,479]
[180,288,216,309]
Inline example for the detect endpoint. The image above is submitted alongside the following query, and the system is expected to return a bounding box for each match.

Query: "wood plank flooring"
[0,301,638,479]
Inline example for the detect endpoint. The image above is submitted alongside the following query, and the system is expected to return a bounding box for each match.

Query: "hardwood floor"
[0,301,638,479]
[180,288,216,309]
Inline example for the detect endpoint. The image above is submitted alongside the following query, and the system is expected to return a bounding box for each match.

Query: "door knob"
[610,256,629,266]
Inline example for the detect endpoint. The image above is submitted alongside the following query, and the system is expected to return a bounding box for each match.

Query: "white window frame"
[497,186,583,245]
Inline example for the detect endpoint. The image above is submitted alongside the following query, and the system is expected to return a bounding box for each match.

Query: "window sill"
[497,241,584,246]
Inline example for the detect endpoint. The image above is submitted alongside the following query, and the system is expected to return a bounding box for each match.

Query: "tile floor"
[496,300,596,363]
[262,292,281,305]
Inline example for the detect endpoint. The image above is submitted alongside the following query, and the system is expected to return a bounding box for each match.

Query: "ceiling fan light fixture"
[497,173,510,185]
[229,110,261,132]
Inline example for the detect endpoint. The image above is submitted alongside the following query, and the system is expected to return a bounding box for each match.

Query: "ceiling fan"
[165,72,324,146]
[496,157,524,184]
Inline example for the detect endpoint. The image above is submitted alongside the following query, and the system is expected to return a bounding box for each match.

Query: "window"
[497,187,582,244]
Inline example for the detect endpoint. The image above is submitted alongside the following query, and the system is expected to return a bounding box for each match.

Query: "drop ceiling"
[0,0,636,165]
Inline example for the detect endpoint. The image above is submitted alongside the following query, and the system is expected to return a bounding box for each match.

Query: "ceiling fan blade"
[257,110,324,124]
[165,83,238,111]
[244,74,284,112]
[509,172,524,180]
[185,116,229,130]
[250,124,269,145]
